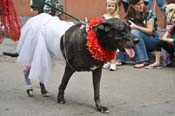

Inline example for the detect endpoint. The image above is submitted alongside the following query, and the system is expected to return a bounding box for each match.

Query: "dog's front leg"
[57,64,75,104]
[92,68,109,113]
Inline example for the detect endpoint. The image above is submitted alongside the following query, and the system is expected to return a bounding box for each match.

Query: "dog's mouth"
[124,48,135,58]
[117,42,135,58]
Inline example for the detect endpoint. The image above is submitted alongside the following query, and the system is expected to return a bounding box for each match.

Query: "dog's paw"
[97,106,109,114]
[26,89,33,97]
[57,95,65,104]
[42,91,50,97]
[25,85,33,97]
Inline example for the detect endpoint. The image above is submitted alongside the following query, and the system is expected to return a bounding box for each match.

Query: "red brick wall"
[63,0,106,20]
[13,0,36,16]
[13,0,170,28]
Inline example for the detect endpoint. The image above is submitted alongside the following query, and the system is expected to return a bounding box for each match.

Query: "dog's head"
[94,18,138,58]
[163,3,175,22]
[163,3,175,14]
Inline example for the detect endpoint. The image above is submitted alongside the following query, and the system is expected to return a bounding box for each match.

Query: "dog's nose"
[133,37,139,44]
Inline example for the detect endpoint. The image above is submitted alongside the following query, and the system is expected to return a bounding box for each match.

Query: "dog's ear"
[169,8,175,13]
[95,23,111,33]
[163,5,167,13]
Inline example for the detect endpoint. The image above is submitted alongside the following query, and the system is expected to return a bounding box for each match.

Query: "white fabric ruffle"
[17,13,74,84]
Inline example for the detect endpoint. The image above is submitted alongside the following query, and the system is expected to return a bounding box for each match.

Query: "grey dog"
[56,18,138,113]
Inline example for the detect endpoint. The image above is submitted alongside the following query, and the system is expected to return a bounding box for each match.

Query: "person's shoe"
[109,64,116,71]
[145,63,161,69]
[134,63,146,68]
[103,63,110,69]
[116,61,123,66]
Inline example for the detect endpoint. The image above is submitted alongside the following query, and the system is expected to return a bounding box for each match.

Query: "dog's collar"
[86,17,116,63]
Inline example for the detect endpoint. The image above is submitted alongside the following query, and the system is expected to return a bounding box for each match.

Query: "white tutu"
[17,13,74,84]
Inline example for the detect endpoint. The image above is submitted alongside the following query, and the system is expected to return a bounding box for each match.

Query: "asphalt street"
[0,38,175,116]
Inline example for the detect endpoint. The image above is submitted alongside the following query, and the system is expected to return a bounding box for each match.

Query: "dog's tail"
[2,52,18,57]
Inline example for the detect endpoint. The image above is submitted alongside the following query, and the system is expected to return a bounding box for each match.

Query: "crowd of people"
[2,0,174,71]
[103,0,175,71]
[27,0,175,71]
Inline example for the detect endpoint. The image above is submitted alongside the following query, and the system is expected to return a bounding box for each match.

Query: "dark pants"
[121,1,129,13]
[158,40,175,57]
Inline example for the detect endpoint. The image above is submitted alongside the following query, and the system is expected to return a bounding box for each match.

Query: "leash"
[38,0,81,22]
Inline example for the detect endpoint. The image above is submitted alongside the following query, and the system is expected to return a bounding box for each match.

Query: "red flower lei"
[86,17,116,63]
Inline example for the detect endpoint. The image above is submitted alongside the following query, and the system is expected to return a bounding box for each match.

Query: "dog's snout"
[133,37,139,44]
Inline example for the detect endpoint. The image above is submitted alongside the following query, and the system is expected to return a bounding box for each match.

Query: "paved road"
[0,38,175,116]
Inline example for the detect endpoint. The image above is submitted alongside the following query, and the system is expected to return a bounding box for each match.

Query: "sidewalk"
[0,39,175,116]
[0,29,175,116]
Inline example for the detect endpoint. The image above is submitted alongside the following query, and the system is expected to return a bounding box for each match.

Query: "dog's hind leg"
[92,68,109,113]
[57,64,75,104]
[24,67,33,97]
[40,83,50,97]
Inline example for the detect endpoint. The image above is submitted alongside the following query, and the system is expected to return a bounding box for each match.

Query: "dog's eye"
[169,8,173,12]
[104,26,110,32]
[97,24,105,30]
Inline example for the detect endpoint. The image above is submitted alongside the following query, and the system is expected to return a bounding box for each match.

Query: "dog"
[163,3,175,22]
[6,13,139,113]
[163,3,175,14]
[56,17,138,113]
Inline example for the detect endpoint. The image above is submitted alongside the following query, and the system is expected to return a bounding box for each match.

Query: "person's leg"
[109,54,117,71]
[134,30,162,67]
[141,34,160,52]
[103,51,117,71]
[131,30,149,66]
[117,50,127,64]
[122,1,129,13]
[148,0,153,10]
[156,0,167,17]
[160,41,175,67]
[160,41,175,56]
[146,51,161,68]
[153,40,175,67]
[155,51,161,65]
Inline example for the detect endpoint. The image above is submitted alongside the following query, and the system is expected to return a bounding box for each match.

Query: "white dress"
[16,13,74,84]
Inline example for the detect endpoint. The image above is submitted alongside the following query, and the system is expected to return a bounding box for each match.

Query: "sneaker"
[109,63,116,71]
[103,63,110,69]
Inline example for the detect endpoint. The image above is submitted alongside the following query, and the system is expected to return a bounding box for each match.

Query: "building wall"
[13,0,36,16]
[13,0,173,28]
[63,0,106,20]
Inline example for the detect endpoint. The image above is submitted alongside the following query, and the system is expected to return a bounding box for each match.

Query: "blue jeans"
[121,1,129,13]
[117,30,160,63]
[148,0,167,16]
